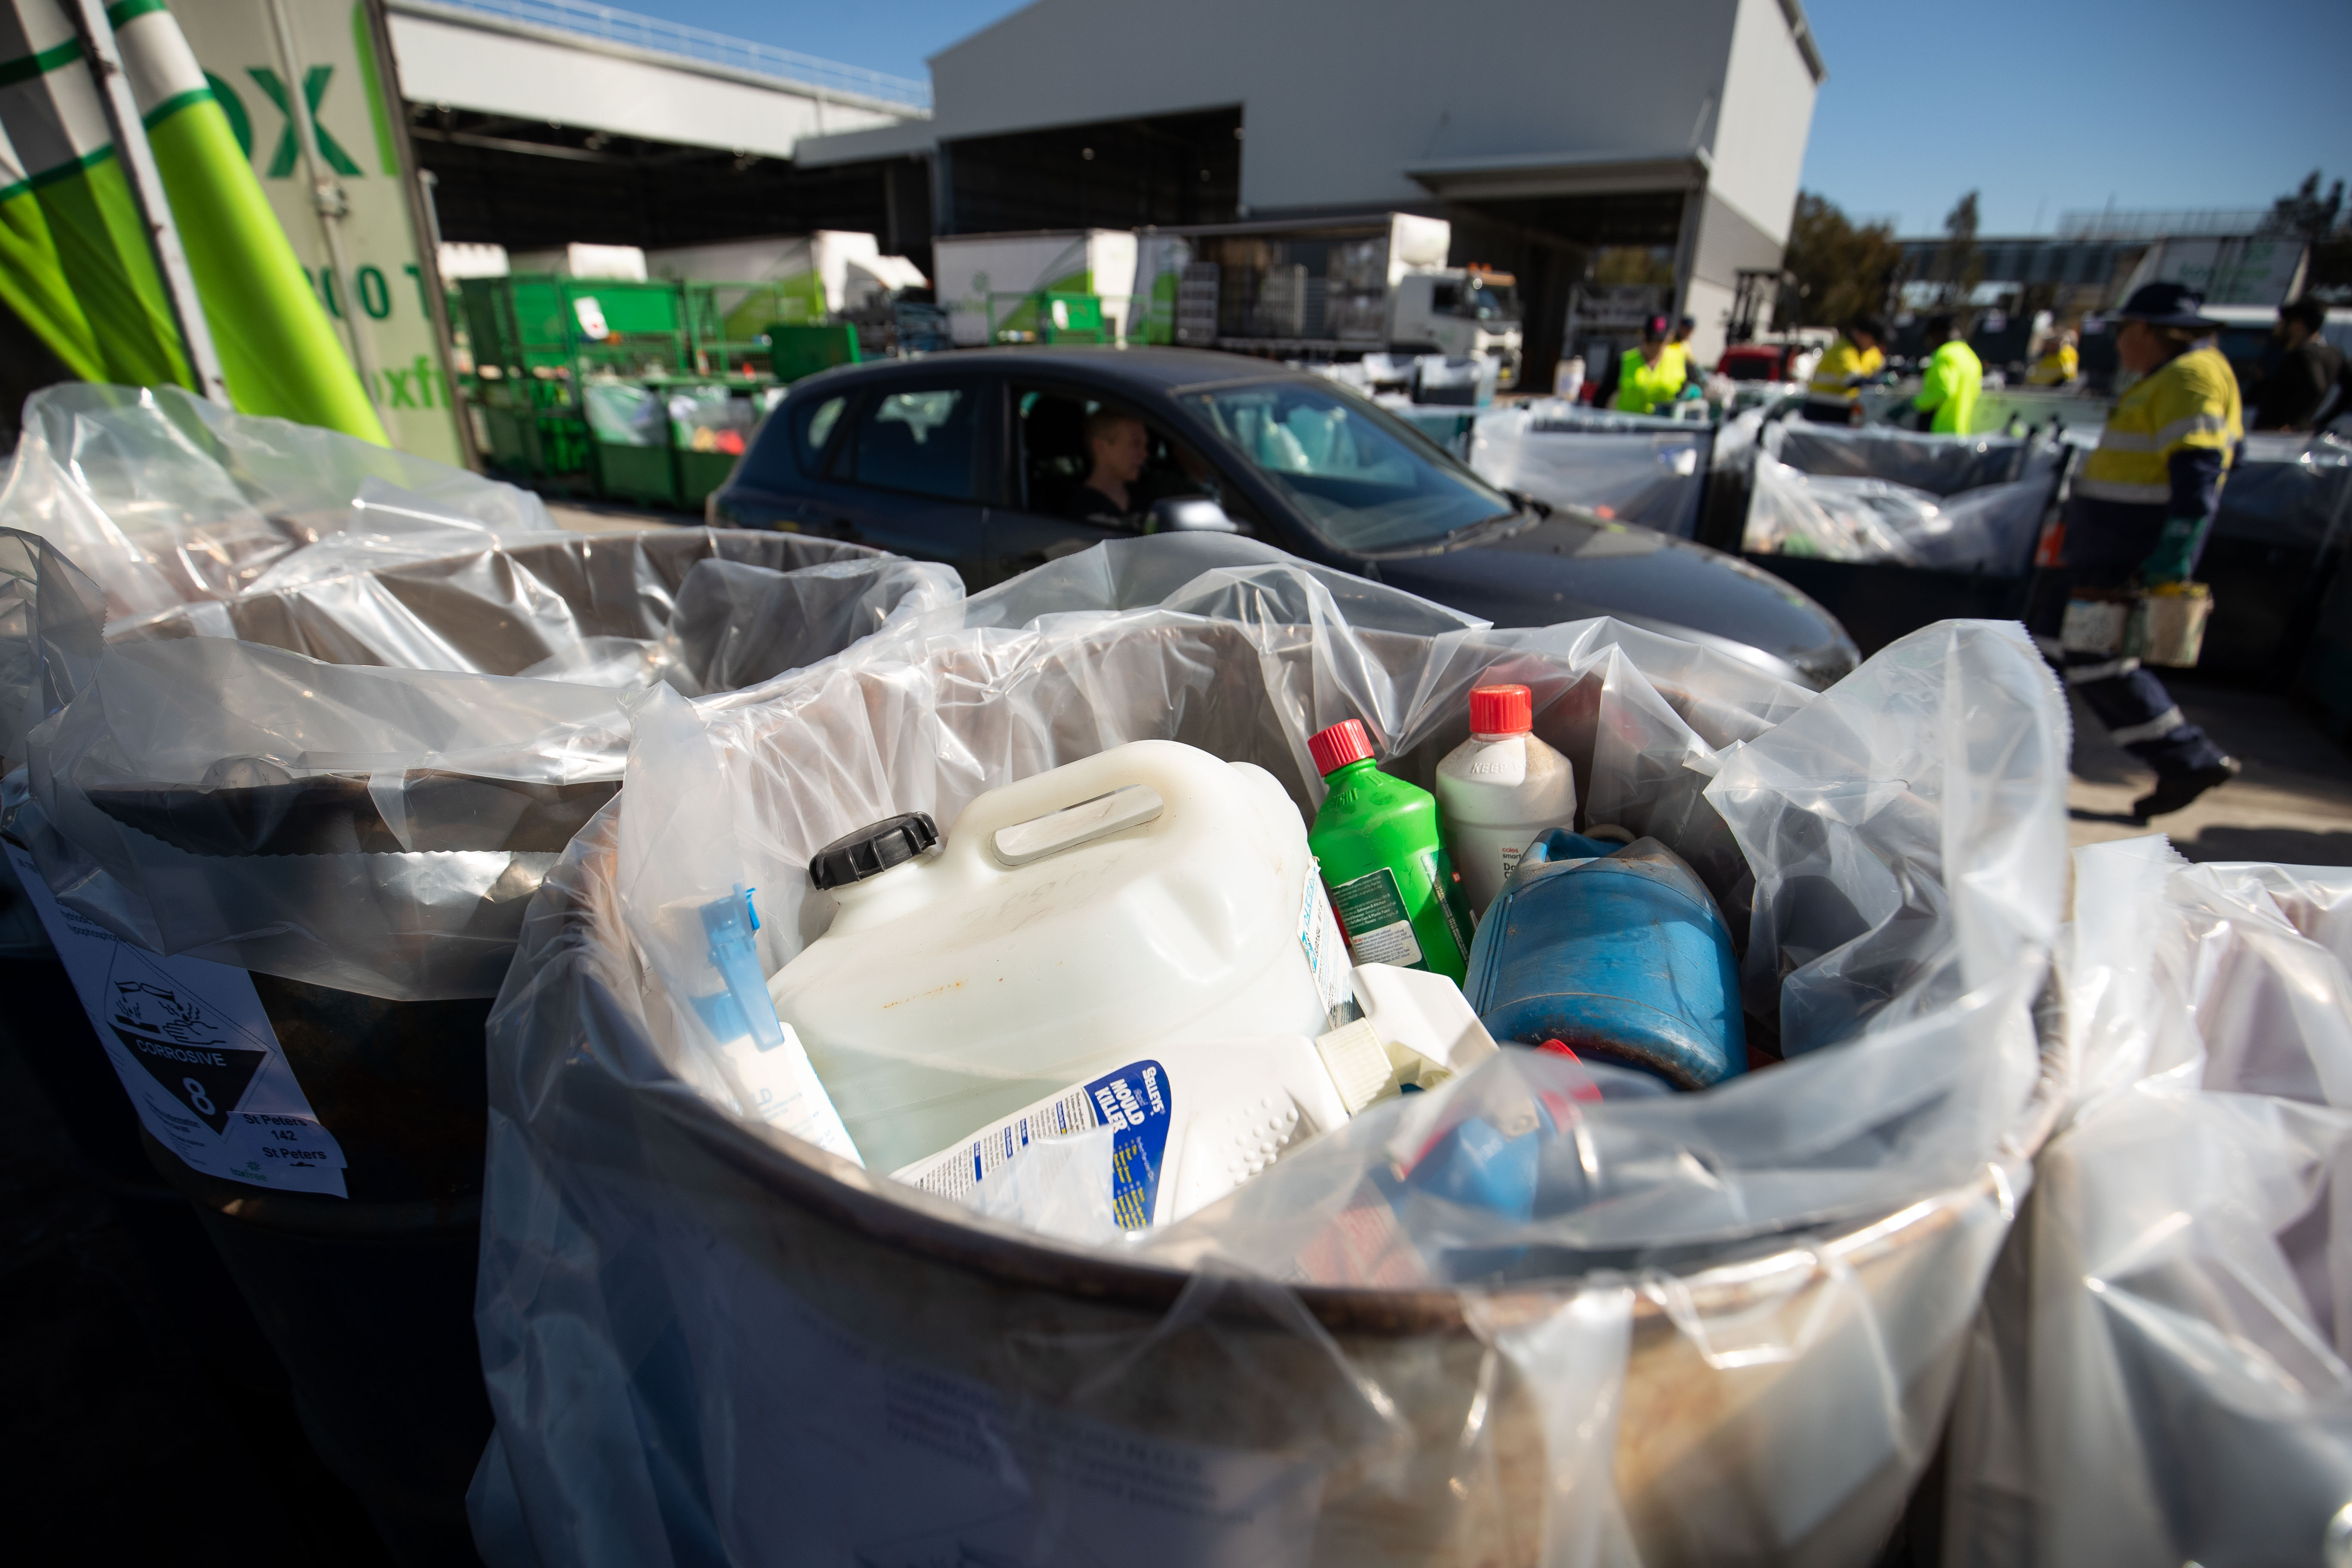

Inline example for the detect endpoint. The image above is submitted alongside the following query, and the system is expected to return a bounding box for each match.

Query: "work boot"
[2132,757,2242,822]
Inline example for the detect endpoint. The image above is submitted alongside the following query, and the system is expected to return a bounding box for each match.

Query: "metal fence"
[396,0,933,112]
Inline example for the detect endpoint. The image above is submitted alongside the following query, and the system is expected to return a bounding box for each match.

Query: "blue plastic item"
[694,885,787,1049]
[1461,831,1745,1089]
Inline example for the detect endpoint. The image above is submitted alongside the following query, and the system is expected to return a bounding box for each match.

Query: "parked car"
[709,347,1859,688]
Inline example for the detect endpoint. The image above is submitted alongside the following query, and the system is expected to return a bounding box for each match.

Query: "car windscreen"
[1183,382,1513,551]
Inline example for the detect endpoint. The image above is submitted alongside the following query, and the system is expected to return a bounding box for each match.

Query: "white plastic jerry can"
[769,740,1356,1175]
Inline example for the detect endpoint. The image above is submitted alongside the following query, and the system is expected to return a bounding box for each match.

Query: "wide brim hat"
[2117,282,2221,331]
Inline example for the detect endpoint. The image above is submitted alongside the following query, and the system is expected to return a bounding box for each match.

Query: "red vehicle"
[1718,342,1807,382]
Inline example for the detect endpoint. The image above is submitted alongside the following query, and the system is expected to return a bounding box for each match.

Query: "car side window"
[845,385,980,502]
[731,390,844,493]
[1011,384,1259,533]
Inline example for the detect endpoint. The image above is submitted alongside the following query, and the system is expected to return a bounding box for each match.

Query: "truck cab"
[1392,268,1524,388]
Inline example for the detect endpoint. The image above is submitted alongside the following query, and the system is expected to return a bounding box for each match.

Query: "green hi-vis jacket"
[1913,339,1983,434]
[1613,347,1684,415]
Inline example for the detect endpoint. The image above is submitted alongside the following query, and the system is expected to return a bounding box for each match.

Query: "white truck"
[644,231,927,338]
[1133,213,1523,388]
[930,230,1140,347]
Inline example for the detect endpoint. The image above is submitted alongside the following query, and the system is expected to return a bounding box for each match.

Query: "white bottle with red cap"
[1435,683,1579,915]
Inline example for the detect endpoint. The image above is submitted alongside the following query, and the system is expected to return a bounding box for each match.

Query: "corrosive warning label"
[6,842,348,1197]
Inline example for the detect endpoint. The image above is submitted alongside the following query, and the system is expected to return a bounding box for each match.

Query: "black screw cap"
[808,812,939,890]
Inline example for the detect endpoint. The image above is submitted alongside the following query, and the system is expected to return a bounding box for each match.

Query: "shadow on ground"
[2172,826,2352,865]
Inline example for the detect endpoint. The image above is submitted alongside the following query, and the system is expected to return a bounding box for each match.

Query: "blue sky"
[625,0,2350,239]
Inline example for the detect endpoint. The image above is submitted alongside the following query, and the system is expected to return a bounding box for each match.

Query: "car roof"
[794,345,1310,395]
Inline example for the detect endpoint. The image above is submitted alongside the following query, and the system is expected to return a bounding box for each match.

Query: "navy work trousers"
[2043,499,2227,778]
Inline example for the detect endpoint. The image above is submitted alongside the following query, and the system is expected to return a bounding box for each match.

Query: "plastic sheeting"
[1944,840,2352,1566]
[470,533,2070,1566]
[1742,421,2064,576]
[1469,408,1713,538]
[0,386,964,999]
[0,383,561,629]
[3,530,957,1000]
[2211,435,2352,550]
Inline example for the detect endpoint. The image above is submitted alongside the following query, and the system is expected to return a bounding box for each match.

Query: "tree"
[1779,192,1905,330]
[1920,190,1984,308]
[2264,170,2345,244]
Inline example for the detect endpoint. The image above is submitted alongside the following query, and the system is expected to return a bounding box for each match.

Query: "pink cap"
[1469,683,1533,735]
[1308,719,1375,775]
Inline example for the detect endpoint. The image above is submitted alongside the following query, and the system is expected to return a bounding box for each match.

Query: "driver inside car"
[1064,408,1150,523]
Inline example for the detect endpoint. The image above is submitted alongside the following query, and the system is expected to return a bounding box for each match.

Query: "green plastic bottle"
[1306,719,1475,984]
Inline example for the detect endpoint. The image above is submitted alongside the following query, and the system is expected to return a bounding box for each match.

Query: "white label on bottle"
[6,841,348,1197]
[722,1020,867,1168]
[1297,861,1355,1020]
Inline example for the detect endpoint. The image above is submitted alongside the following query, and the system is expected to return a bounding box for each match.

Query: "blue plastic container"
[1461,830,1745,1089]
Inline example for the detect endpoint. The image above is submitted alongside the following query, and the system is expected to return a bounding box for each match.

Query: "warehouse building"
[379,0,1821,388]
[796,0,1825,386]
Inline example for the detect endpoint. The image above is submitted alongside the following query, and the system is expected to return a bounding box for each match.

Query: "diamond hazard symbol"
[107,980,266,1135]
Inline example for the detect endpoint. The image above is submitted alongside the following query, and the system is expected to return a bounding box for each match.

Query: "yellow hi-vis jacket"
[1914,339,1983,434]
[1807,336,1883,401]
[2076,346,2243,507]
[2026,343,2078,386]
[1614,347,1684,414]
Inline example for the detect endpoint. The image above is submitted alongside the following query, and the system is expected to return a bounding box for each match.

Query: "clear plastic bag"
[0,386,962,999]
[2212,437,2352,549]
[472,535,2069,1565]
[0,383,559,624]
[1943,841,2352,1566]
[3,535,955,999]
[1741,422,2062,575]
[1470,408,1712,538]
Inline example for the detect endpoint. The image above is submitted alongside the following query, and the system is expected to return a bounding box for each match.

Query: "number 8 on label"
[184,1078,217,1116]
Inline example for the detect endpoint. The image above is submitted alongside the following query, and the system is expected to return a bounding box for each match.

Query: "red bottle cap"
[1308,719,1375,775]
[1469,683,1533,735]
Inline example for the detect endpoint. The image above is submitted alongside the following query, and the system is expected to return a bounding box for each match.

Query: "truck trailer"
[931,230,1140,348]
[1131,213,1523,389]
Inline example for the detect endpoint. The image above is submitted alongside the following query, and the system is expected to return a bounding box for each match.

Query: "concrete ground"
[2067,675,2352,867]
[544,497,701,535]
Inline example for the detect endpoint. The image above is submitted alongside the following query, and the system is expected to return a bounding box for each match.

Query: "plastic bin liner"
[2210,436,2352,550]
[668,386,756,456]
[1943,840,2352,1566]
[1768,423,2033,496]
[0,384,560,627]
[582,383,665,448]
[469,533,2067,1566]
[3,531,956,999]
[1470,408,1713,538]
[1742,422,2062,575]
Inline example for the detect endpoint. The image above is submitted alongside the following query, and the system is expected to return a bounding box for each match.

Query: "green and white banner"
[1,0,194,388]
[2,0,461,455]
[172,0,458,460]
[2,0,386,440]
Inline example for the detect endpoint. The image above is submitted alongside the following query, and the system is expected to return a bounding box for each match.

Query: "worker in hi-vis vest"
[1802,314,1886,424]
[1613,314,1684,414]
[1660,313,1697,386]
[2027,329,2079,387]
[2044,282,2244,820]
[1912,313,1982,433]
